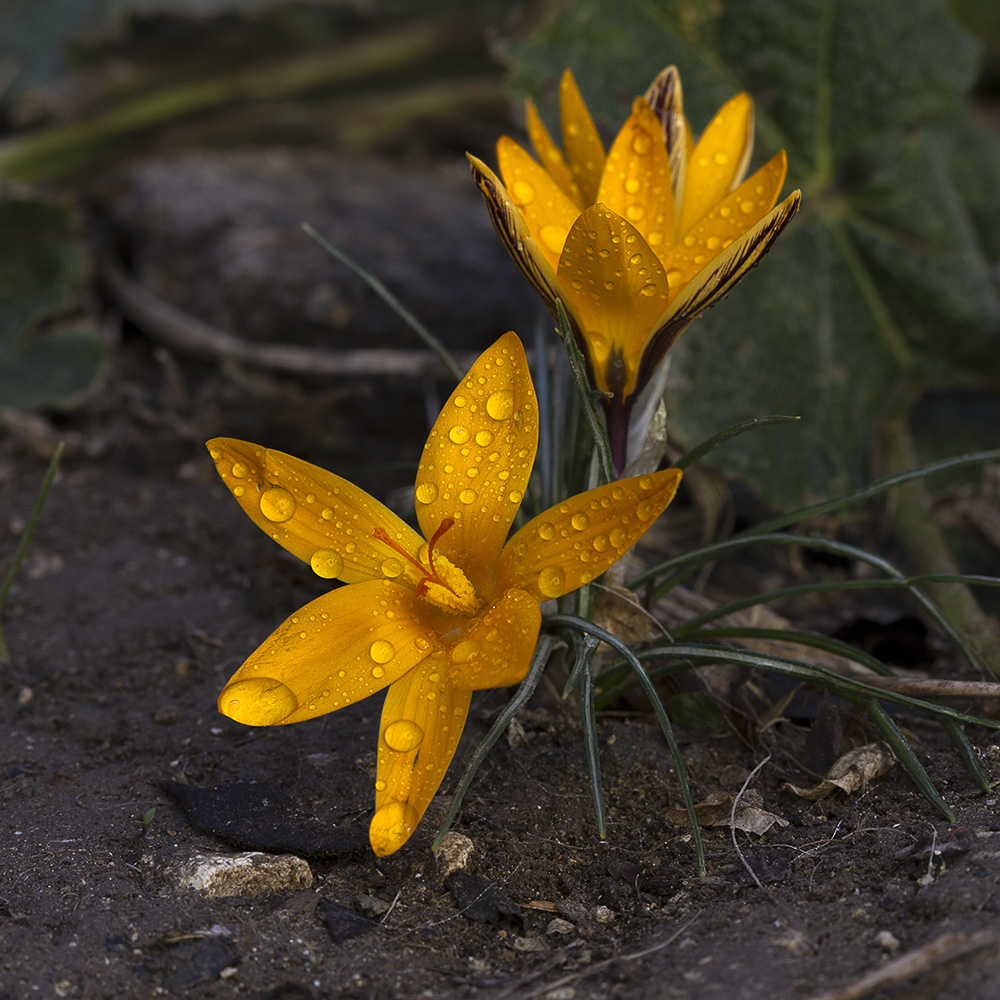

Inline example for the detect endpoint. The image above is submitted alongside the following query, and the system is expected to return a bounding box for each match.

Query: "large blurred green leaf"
[0,196,106,409]
[504,0,1000,507]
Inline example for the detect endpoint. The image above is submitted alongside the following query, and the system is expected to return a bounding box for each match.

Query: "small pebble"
[435,831,474,878]
[546,917,575,936]
[875,930,901,953]
[593,905,615,924]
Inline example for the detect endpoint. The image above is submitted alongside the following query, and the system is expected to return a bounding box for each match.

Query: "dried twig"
[806,929,1000,1000]
[100,256,470,379]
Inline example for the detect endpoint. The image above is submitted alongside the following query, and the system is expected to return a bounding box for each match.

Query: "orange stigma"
[373,518,455,596]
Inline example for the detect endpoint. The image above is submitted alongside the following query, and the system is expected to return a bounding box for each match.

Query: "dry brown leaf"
[784,743,895,801]
[665,790,789,835]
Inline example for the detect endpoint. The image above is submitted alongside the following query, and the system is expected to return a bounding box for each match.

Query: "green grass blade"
[675,415,801,471]
[301,223,464,383]
[431,633,557,852]
[554,299,614,486]
[866,700,955,822]
[941,718,991,795]
[0,442,64,664]
[745,450,1000,537]
[549,614,706,878]
[687,626,896,676]
[579,660,607,839]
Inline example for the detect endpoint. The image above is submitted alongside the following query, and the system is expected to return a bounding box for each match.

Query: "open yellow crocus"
[208,332,681,855]
[469,67,801,466]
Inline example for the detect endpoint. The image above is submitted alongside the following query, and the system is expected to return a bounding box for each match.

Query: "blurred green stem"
[878,409,1000,675]
[0,443,64,664]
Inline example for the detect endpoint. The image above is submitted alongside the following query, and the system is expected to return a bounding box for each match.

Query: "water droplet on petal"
[370,640,396,664]
[624,177,640,194]
[459,488,477,505]
[375,779,387,792]
[233,485,245,497]
[453,395,467,408]
[593,534,609,552]
[706,236,721,251]
[231,462,249,478]
[415,482,439,504]
[639,475,654,490]
[683,234,696,248]
[321,507,334,520]
[451,639,481,663]
[612,486,625,501]
[381,557,403,578]
[740,199,755,215]
[384,719,424,753]
[415,635,432,652]
[571,512,589,531]
[713,151,729,165]
[449,426,470,444]
[609,528,627,548]
[311,548,344,579]
[537,566,566,598]
[260,487,295,523]
[637,500,657,521]
[219,677,298,725]
[631,131,652,156]
[486,390,514,420]
[512,180,536,205]
[537,521,555,541]
[475,430,493,447]
[639,282,659,297]
[509,490,523,504]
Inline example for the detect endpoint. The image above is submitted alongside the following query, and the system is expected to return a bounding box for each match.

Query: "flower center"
[373,518,480,616]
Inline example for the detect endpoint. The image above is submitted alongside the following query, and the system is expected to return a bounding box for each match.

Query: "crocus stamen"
[373,517,456,595]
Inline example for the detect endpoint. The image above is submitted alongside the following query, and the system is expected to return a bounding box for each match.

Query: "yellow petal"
[370,656,472,856]
[643,65,689,225]
[495,469,683,601]
[679,92,754,234]
[556,205,670,397]
[445,587,541,691]
[415,332,538,592]
[559,68,605,204]
[525,97,583,206]
[217,580,437,726]
[496,136,582,271]
[597,97,676,252]
[206,438,425,588]
[663,151,789,293]
[468,154,564,318]
[649,189,801,354]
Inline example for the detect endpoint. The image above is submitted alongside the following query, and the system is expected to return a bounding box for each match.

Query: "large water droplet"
[381,557,403,578]
[624,177,640,194]
[260,487,296,523]
[537,566,566,598]
[219,677,298,725]
[449,426,470,445]
[384,719,424,753]
[231,462,249,479]
[571,512,589,531]
[451,639,481,663]
[609,528,627,548]
[453,394,467,408]
[593,534,609,552]
[475,430,493,447]
[311,548,344,579]
[486,390,514,421]
[637,500,657,521]
[415,482,439,504]
[459,488,477,505]
[370,639,396,664]
[233,485,245,497]
[537,521,555,541]
[631,132,652,156]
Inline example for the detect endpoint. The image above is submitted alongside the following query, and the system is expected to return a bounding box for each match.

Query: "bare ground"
[3,338,1000,1000]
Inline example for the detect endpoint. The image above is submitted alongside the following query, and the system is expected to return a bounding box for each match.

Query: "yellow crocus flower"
[469,67,801,464]
[208,332,681,855]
